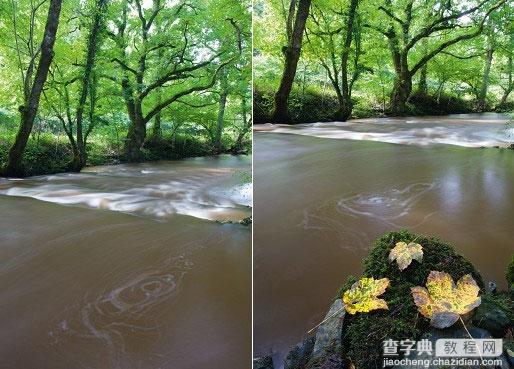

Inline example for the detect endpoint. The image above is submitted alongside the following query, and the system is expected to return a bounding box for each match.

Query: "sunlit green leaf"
[342,277,390,315]
[411,271,481,328]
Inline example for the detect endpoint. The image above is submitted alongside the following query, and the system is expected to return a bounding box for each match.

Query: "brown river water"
[254,114,514,367]
[0,155,251,369]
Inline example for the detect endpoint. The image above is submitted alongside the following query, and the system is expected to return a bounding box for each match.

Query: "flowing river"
[254,113,514,367]
[0,155,251,369]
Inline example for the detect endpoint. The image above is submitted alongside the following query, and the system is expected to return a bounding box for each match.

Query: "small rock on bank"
[307,299,346,369]
[284,337,315,369]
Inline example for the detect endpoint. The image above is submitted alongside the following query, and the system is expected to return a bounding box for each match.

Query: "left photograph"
[0,0,252,368]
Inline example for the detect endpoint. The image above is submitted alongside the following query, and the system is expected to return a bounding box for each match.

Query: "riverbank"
[0,130,251,177]
[253,87,512,125]
[254,231,514,369]
[0,111,251,177]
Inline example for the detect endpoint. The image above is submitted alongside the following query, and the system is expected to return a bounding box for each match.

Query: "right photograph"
[253,0,514,368]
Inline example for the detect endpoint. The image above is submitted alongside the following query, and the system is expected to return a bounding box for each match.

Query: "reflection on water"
[254,116,514,366]
[255,113,512,147]
[0,155,251,369]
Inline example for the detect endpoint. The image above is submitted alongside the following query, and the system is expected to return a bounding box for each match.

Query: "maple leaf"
[411,271,481,329]
[388,241,423,271]
[342,277,390,315]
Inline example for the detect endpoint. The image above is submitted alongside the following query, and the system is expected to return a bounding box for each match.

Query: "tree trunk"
[388,40,412,115]
[152,111,162,138]
[214,68,229,153]
[124,106,146,161]
[215,92,228,153]
[390,68,412,115]
[72,0,108,171]
[478,46,494,111]
[4,0,63,177]
[232,95,250,153]
[272,0,312,123]
[334,94,352,121]
[152,86,162,141]
[336,0,359,122]
[497,41,514,109]
[498,87,513,109]
[417,64,428,95]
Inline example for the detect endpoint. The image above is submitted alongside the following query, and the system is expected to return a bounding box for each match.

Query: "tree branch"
[378,6,405,26]
[409,0,506,76]
[112,58,138,75]
[405,0,497,51]
[143,57,235,123]
[140,52,224,99]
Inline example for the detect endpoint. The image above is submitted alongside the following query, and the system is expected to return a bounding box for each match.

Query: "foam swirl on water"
[337,182,435,221]
[48,250,198,369]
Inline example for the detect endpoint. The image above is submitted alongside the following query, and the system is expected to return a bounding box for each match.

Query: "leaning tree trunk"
[498,87,513,109]
[4,0,63,177]
[272,0,312,123]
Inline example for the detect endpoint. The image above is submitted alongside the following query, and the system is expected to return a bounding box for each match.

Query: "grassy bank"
[254,85,488,124]
[0,112,250,177]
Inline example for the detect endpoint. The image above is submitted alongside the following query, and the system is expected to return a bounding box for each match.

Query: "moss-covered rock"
[472,292,514,337]
[341,230,484,369]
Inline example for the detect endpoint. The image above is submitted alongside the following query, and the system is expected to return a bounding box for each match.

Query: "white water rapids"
[0,155,252,222]
[255,113,512,148]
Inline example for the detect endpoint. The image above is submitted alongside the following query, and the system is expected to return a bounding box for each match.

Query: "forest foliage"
[254,0,514,123]
[0,0,251,176]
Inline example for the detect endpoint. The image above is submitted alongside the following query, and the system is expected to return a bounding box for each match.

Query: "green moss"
[341,230,483,369]
[507,254,514,286]
[473,292,514,337]
[336,275,358,299]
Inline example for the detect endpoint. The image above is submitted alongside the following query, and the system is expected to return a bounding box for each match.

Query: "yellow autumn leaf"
[388,241,423,271]
[342,277,390,315]
[411,271,481,329]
